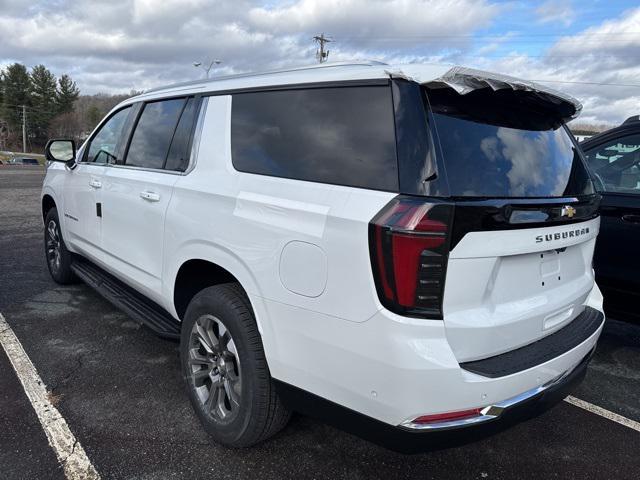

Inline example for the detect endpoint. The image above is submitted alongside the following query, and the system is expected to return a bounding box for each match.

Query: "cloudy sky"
[1,0,638,125]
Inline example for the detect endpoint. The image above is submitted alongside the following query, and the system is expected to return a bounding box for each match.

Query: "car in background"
[581,115,640,321]
[8,157,40,165]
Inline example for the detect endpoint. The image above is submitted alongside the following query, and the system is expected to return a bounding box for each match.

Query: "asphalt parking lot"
[1,165,639,479]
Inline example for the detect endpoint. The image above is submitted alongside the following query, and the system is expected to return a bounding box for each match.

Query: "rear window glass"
[231,86,398,191]
[426,89,594,198]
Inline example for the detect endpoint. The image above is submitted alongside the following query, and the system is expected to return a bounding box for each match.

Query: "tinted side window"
[165,98,198,172]
[126,98,186,170]
[231,86,398,191]
[583,134,640,194]
[86,106,132,163]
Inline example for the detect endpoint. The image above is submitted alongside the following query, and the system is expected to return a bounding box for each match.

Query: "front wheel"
[44,208,76,284]
[180,284,291,447]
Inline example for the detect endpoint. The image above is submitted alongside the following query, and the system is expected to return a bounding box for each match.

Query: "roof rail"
[143,60,389,95]
[622,115,640,125]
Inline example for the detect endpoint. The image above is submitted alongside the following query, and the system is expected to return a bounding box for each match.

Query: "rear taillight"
[369,196,453,319]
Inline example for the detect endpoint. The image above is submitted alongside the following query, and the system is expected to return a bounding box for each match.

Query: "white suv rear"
[41,62,604,452]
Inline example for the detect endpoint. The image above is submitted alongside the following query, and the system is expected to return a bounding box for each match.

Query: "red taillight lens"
[412,408,482,424]
[369,196,453,319]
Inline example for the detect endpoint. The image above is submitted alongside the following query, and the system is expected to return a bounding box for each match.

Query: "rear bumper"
[276,346,595,453]
[262,284,604,449]
[400,338,596,431]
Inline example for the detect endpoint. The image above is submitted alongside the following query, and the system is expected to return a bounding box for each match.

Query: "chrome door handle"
[140,191,160,202]
[622,214,640,224]
[89,180,102,189]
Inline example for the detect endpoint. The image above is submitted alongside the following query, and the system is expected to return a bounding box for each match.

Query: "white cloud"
[474,7,640,125]
[250,0,500,48]
[0,0,638,124]
[0,0,502,93]
[535,1,575,27]
[550,5,640,60]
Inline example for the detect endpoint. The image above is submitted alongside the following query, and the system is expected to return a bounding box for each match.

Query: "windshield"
[426,88,595,198]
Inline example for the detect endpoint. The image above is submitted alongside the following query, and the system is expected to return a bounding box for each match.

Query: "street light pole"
[193,59,222,78]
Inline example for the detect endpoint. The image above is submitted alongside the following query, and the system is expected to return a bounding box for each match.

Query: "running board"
[71,258,181,340]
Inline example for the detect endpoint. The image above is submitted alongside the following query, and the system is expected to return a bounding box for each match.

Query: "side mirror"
[45,139,77,168]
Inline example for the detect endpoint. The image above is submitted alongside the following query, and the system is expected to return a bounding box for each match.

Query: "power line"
[530,79,640,88]
[2,103,61,115]
[336,32,640,39]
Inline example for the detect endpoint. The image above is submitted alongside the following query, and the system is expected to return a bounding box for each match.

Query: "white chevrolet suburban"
[41,62,604,452]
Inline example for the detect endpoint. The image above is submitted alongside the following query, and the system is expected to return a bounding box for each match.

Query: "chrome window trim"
[80,97,208,177]
[107,164,185,176]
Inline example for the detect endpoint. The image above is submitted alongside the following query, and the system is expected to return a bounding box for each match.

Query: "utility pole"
[313,34,332,63]
[22,105,27,153]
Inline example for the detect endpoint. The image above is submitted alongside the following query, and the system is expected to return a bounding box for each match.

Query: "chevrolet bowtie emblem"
[561,206,576,218]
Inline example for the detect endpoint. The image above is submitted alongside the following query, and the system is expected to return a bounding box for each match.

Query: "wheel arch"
[168,245,275,365]
[42,193,57,221]
[173,259,243,320]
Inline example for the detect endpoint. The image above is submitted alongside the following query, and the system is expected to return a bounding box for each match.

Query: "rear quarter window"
[230,85,398,191]
[126,98,186,170]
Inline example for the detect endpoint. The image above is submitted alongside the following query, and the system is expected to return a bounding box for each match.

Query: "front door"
[61,162,105,258]
[583,132,640,319]
[63,105,134,260]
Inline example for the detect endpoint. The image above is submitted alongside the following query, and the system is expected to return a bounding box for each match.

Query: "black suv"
[581,116,640,321]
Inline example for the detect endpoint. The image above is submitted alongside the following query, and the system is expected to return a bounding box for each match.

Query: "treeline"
[569,122,611,135]
[0,63,139,152]
[48,92,140,142]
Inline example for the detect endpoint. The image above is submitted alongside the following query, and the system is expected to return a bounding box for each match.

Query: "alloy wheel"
[188,314,242,424]
[46,220,62,273]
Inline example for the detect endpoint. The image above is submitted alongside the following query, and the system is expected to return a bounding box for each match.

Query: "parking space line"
[0,313,100,480]
[565,395,640,432]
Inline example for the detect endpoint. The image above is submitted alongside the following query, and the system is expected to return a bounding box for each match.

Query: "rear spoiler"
[386,65,582,124]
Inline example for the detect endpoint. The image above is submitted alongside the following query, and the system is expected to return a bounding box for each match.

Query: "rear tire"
[44,208,76,284]
[180,284,290,447]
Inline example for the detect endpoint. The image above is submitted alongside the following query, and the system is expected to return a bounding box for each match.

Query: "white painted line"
[565,395,640,433]
[0,313,100,480]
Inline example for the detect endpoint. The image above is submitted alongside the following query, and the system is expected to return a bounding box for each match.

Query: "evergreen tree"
[87,105,103,129]
[1,63,32,132]
[56,74,80,114]
[30,64,58,145]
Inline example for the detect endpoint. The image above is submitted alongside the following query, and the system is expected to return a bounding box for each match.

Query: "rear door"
[582,132,640,319]
[422,87,599,362]
[100,97,199,301]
